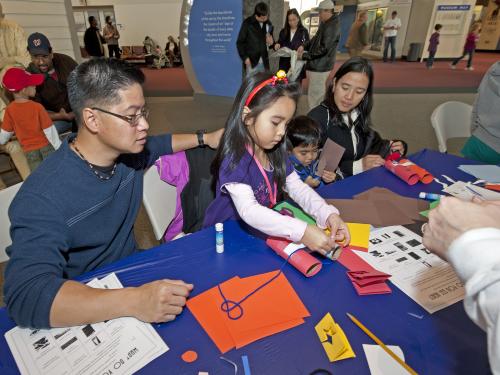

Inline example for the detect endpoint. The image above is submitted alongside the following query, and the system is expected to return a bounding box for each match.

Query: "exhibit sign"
[477,0,500,51]
[435,5,471,35]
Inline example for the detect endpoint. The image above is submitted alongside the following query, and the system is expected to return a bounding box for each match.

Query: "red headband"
[244,70,289,107]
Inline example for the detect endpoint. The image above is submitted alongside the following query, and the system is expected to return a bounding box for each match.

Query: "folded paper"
[266,238,322,277]
[315,313,355,362]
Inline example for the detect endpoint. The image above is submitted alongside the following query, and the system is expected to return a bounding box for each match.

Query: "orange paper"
[187,271,310,353]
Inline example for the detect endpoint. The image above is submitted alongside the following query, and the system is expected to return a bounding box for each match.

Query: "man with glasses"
[4,58,223,329]
[26,32,78,134]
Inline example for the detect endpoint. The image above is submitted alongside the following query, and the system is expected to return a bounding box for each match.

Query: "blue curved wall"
[188,0,243,97]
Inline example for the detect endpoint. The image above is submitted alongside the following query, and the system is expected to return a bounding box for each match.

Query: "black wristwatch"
[196,129,207,147]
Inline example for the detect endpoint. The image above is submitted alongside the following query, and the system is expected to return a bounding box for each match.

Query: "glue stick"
[215,223,224,253]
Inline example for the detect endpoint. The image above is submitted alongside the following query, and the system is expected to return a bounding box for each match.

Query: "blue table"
[0,150,491,374]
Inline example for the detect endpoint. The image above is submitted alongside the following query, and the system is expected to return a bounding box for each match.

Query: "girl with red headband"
[203,71,350,255]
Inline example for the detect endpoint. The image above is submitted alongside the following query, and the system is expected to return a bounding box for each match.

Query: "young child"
[0,67,61,172]
[287,115,336,188]
[203,71,350,255]
[426,24,442,69]
[451,23,481,70]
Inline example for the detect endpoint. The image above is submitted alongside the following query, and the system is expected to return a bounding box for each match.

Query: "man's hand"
[132,279,193,323]
[204,128,224,149]
[274,43,281,51]
[301,224,337,256]
[423,198,500,259]
[321,170,336,183]
[266,33,274,46]
[59,108,75,121]
[361,154,385,170]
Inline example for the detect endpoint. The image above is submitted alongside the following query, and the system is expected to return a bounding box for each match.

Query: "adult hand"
[266,33,274,46]
[59,108,75,121]
[361,154,385,170]
[390,140,405,154]
[326,213,351,246]
[204,128,224,149]
[274,43,281,51]
[301,224,337,256]
[133,279,193,323]
[321,170,336,184]
[244,58,251,67]
[422,198,500,259]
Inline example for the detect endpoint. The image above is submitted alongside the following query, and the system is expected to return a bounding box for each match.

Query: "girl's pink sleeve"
[225,183,307,242]
[285,171,339,228]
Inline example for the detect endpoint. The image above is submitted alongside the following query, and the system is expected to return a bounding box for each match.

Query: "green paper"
[273,202,316,224]
[419,199,440,218]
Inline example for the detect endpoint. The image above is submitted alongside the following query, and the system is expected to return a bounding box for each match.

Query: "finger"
[162,283,192,297]
[164,279,193,288]
[160,314,177,322]
[329,219,340,240]
[162,304,183,315]
[471,195,485,204]
[341,225,351,245]
[165,295,187,307]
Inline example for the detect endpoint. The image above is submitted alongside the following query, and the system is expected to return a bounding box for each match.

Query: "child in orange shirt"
[0,67,61,172]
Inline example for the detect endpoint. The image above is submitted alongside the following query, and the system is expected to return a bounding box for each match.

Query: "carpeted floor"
[141,52,500,97]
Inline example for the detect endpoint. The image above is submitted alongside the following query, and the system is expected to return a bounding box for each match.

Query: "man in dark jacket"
[236,2,274,75]
[84,16,105,57]
[298,0,340,109]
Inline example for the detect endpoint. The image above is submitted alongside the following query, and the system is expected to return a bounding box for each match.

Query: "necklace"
[71,138,117,180]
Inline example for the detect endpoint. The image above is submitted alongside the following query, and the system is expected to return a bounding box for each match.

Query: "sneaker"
[450,64,456,69]
[427,66,433,69]
[465,66,474,71]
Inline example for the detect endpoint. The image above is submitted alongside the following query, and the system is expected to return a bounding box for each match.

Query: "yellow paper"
[346,223,371,249]
[315,313,355,362]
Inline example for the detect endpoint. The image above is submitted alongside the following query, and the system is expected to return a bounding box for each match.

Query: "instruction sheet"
[354,226,464,313]
[5,273,168,375]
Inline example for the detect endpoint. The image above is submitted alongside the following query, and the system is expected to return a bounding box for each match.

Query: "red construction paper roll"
[399,158,434,184]
[266,237,322,277]
[384,160,420,185]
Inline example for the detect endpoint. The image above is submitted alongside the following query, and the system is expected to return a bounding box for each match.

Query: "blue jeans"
[383,36,397,62]
[426,51,436,67]
[53,120,73,134]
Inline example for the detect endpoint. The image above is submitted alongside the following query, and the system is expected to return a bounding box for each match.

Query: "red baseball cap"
[2,67,45,92]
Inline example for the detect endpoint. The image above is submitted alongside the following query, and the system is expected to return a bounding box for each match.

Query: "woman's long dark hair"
[323,57,374,133]
[212,72,301,196]
[283,8,304,41]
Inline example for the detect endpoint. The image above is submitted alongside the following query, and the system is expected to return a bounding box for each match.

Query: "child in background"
[426,24,442,69]
[287,115,336,188]
[203,71,350,255]
[0,67,61,172]
[451,23,481,71]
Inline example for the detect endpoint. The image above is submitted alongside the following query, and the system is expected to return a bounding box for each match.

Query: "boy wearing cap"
[0,67,61,171]
[26,32,78,134]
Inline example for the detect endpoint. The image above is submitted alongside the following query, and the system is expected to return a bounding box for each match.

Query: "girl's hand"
[274,43,281,51]
[390,140,405,154]
[361,154,385,170]
[301,224,336,256]
[321,170,336,183]
[326,213,350,246]
[304,176,320,188]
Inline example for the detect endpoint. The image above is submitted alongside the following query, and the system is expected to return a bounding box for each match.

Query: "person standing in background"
[298,0,340,109]
[274,8,309,75]
[84,16,105,58]
[103,16,120,59]
[426,24,442,69]
[236,2,274,75]
[451,23,481,71]
[382,11,401,63]
[345,11,369,58]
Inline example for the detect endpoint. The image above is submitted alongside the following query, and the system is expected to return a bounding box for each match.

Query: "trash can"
[407,43,423,62]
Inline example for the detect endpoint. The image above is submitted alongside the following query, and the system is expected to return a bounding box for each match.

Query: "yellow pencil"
[346,313,418,375]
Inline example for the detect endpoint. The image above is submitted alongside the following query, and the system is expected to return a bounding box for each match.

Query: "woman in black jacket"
[274,8,309,74]
[308,57,407,180]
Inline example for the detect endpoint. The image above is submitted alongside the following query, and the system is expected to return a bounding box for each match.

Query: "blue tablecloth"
[0,149,491,374]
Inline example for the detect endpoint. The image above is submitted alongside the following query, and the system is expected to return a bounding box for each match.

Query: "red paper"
[266,237,322,277]
[399,158,433,184]
[384,160,420,185]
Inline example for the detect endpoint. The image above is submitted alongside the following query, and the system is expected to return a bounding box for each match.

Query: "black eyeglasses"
[91,106,149,127]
